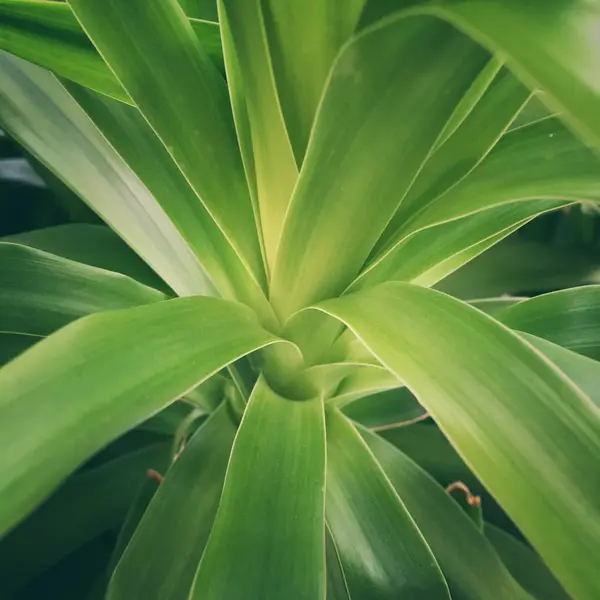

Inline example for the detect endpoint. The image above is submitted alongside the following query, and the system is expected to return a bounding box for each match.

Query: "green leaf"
[69,0,264,286]
[270,16,488,318]
[218,0,297,269]
[427,1,600,152]
[260,0,366,160]
[365,1,600,152]
[393,117,600,240]
[362,428,529,600]
[64,84,272,318]
[325,406,450,599]
[0,1,224,102]
[0,54,213,297]
[0,0,129,102]
[191,378,325,600]
[376,66,530,255]
[485,525,570,600]
[3,224,167,292]
[342,387,428,431]
[0,443,169,596]
[109,403,237,600]
[0,242,165,336]
[498,285,600,360]
[351,200,565,291]
[316,282,600,599]
[0,296,280,535]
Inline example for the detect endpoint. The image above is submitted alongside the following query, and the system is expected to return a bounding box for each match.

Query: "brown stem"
[445,481,481,507]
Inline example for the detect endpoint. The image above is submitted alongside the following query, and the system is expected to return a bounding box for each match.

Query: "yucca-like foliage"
[1,0,600,598]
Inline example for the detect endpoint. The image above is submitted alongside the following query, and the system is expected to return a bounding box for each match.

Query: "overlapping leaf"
[0,296,280,534]
[69,0,264,284]
[0,242,165,336]
[191,378,326,600]
[0,54,212,297]
[316,282,600,599]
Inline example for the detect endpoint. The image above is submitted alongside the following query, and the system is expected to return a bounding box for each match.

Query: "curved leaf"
[0,1,223,102]
[350,200,565,291]
[0,242,165,336]
[0,54,212,297]
[316,282,600,599]
[270,15,488,318]
[362,428,530,600]
[191,378,326,600]
[109,403,237,600]
[325,406,450,600]
[0,0,128,102]
[0,296,280,535]
[4,224,167,292]
[376,65,530,256]
[397,117,600,239]
[64,83,272,318]
[69,0,264,285]
[499,285,600,359]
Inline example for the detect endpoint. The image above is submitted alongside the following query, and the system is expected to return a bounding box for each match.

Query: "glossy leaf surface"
[69,0,264,284]
[0,296,279,535]
[0,54,211,296]
[191,378,326,600]
[317,282,600,599]
[271,16,488,317]
[362,428,529,600]
[325,407,450,600]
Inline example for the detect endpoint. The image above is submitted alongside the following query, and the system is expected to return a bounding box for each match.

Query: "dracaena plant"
[1,0,600,598]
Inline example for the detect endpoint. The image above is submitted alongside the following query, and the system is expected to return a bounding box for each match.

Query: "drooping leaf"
[0,242,165,336]
[69,0,264,285]
[325,406,450,600]
[362,428,529,600]
[364,1,600,153]
[190,378,326,600]
[316,282,600,599]
[0,296,280,535]
[0,54,212,297]
[498,285,600,360]
[109,403,237,600]
[270,15,488,318]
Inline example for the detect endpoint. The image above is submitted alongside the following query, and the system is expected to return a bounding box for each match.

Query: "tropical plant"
[1,1,600,598]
